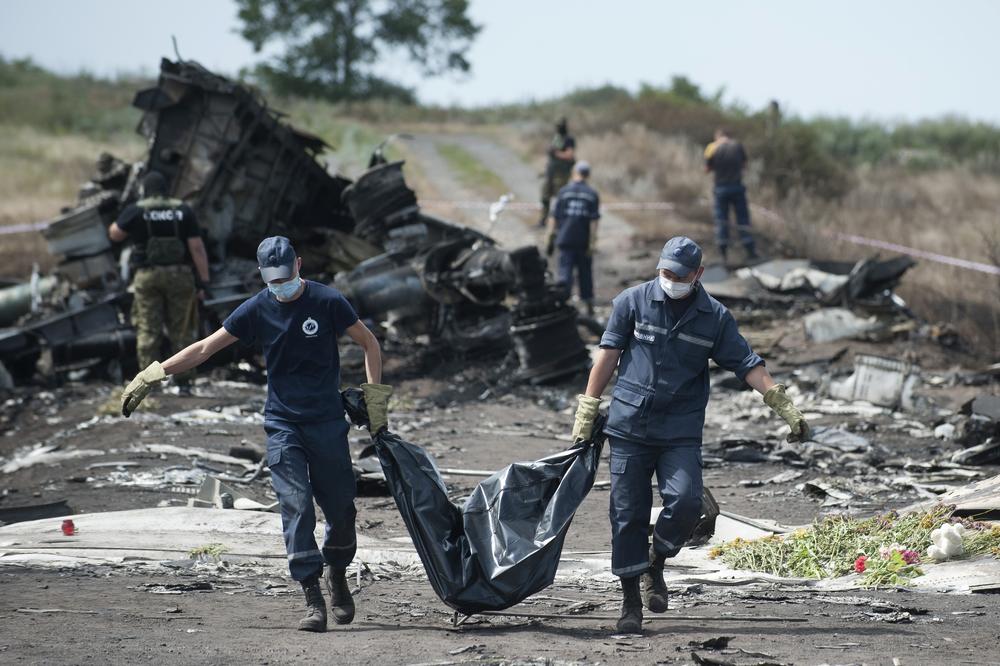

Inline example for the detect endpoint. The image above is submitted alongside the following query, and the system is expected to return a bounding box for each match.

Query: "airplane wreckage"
[0,58,589,386]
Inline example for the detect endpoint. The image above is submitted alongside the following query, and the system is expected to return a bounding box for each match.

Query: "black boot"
[719,246,729,264]
[298,577,327,632]
[325,567,356,625]
[641,548,669,613]
[616,575,643,634]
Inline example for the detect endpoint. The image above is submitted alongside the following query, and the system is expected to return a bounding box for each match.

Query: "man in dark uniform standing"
[108,171,210,386]
[571,236,809,634]
[538,117,576,226]
[545,160,600,315]
[705,129,758,262]
[119,236,392,633]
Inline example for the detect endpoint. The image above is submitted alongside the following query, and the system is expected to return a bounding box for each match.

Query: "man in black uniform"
[705,128,758,262]
[108,171,210,385]
[545,161,600,315]
[538,117,576,226]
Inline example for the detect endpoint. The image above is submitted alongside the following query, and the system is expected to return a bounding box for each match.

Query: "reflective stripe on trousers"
[266,416,357,581]
[608,437,703,577]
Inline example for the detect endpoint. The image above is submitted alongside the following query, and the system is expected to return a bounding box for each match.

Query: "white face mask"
[659,275,694,300]
[268,275,302,300]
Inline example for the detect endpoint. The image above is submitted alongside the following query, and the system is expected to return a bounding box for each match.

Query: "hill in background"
[1,57,998,355]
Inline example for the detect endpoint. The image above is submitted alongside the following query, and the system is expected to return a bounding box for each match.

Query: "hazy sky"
[2,0,998,123]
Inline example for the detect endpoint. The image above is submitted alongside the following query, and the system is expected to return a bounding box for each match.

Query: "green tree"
[235,0,480,102]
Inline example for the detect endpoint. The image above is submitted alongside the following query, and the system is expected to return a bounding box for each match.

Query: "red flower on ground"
[854,555,867,573]
[901,549,920,564]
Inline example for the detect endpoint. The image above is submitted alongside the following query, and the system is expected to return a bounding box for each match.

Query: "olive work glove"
[571,394,602,442]
[763,384,811,443]
[121,361,167,417]
[361,382,393,436]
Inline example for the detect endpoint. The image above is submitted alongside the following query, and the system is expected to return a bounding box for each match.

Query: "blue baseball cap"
[574,160,591,176]
[257,236,297,282]
[656,236,702,277]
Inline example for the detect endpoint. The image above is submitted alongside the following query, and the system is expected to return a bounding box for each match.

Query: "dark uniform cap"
[257,236,297,282]
[656,236,702,277]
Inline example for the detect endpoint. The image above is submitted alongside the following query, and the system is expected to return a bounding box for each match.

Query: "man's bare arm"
[108,223,128,242]
[744,364,776,395]
[585,348,622,398]
[186,236,211,284]
[345,320,382,384]
[162,327,238,376]
[554,146,575,161]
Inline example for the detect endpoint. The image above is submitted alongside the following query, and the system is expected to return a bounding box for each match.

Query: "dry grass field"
[1,61,997,354]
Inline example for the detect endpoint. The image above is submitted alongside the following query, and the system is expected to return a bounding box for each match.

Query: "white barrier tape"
[827,232,1000,276]
[749,202,1000,277]
[421,200,676,212]
[4,197,997,276]
[0,221,49,236]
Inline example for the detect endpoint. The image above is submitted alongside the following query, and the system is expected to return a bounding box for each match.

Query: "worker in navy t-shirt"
[120,236,391,634]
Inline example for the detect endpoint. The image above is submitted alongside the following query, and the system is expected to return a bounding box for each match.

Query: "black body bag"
[343,389,605,614]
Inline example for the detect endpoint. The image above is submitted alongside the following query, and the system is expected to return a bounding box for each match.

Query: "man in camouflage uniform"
[538,117,576,226]
[108,171,210,386]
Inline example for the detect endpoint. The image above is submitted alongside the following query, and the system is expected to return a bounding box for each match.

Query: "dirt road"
[402,131,634,306]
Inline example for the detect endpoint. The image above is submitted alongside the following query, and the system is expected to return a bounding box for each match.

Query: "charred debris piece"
[0,58,588,386]
[705,256,918,348]
[337,160,589,381]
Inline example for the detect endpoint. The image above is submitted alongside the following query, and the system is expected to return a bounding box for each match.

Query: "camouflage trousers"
[131,265,198,383]
[539,166,573,224]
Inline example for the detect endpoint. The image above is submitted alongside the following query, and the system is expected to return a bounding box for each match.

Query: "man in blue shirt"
[120,236,391,633]
[705,128,758,263]
[545,160,601,315]
[570,236,809,634]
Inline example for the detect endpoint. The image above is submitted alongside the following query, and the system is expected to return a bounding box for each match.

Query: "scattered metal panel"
[829,354,921,410]
[41,195,117,258]
[0,277,59,327]
[802,308,883,343]
[0,499,72,526]
[966,395,1000,422]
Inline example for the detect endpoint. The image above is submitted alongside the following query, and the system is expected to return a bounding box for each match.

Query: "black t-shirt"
[223,281,359,422]
[667,286,697,321]
[707,141,747,186]
[549,133,576,163]
[116,198,200,267]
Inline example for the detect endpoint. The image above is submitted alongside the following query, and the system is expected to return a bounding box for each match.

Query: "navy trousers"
[265,416,357,581]
[608,437,703,577]
[557,246,594,301]
[713,184,755,252]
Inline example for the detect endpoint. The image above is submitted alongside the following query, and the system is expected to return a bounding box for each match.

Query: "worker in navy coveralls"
[570,236,810,634]
[545,160,600,315]
[120,236,392,633]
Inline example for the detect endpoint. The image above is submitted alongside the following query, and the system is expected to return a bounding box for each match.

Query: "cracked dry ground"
[2,333,999,665]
